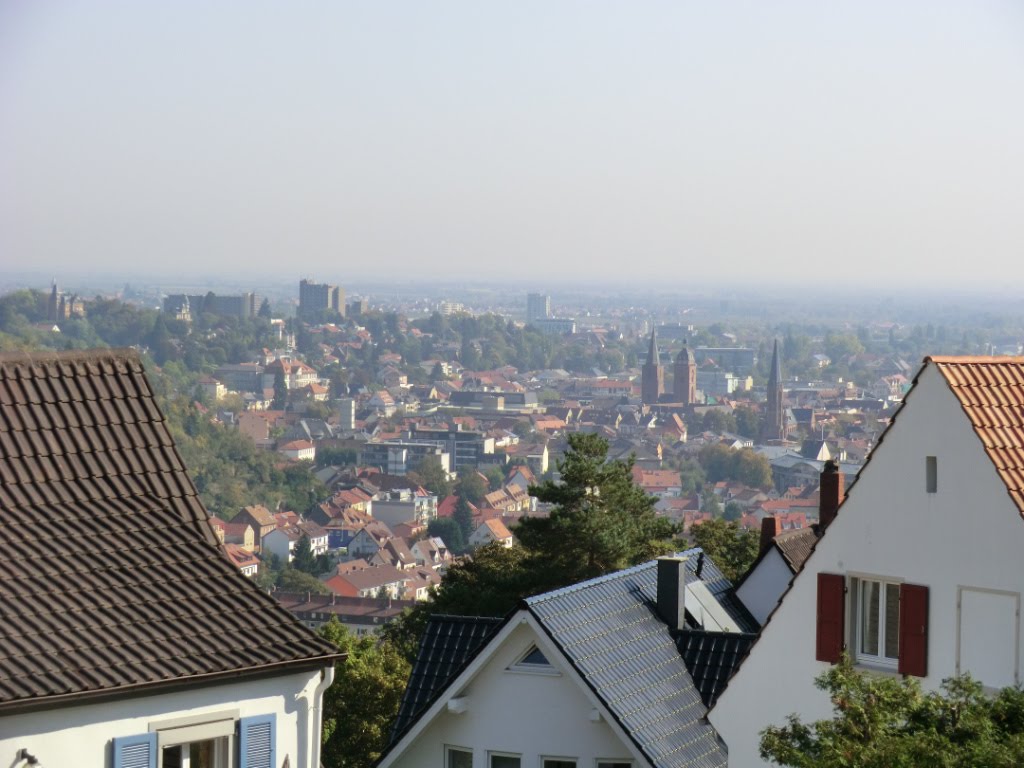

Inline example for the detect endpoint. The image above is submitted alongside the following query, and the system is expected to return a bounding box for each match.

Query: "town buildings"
[299,279,344,319]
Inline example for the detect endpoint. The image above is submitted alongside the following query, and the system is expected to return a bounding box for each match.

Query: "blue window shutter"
[239,714,277,768]
[113,733,156,768]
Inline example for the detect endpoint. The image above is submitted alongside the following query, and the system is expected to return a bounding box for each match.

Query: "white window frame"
[541,757,576,768]
[488,752,522,768]
[149,710,238,768]
[506,644,559,676]
[849,575,901,669]
[445,745,473,768]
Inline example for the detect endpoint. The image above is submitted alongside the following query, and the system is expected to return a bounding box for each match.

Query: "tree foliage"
[698,444,773,489]
[452,495,476,550]
[689,517,759,582]
[409,456,451,498]
[456,472,488,505]
[427,516,466,555]
[760,656,1024,768]
[518,433,676,587]
[319,619,412,768]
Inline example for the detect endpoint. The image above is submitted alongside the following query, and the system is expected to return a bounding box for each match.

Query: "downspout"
[310,665,336,768]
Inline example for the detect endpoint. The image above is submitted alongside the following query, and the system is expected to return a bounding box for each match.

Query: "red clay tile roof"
[0,349,339,712]
[929,356,1024,516]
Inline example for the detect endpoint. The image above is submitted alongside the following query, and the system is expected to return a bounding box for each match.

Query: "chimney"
[656,556,688,631]
[819,459,844,529]
[760,515,781,555]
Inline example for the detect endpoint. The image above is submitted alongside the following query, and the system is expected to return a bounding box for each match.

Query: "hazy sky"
[2,1,1023,287]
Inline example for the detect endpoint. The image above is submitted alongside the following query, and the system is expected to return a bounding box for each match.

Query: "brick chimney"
[656,556,688,631]
[760,515,781,555]
[819,459,844,529]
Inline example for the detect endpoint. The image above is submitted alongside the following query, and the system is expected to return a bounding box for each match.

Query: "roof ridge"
[0,347,141,365]
[525,547,705,605]
[927,355,1024,365]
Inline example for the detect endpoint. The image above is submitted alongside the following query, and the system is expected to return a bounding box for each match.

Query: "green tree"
[272,367,287,411]
[690,517,758,582]
[456,472,487,505]
[258,298,272,319]
[733,449,773,489]
[319,618,412,768]
[723,501,744,521]
[701,487,723,517]
[678,458,706,496]
[277,567,330,594]
[702,409,738,434]
[518,433,676,586]
[453,495,476,548]
[760,656,1024,768]
[422,542,537,618]
[293,535,317,574]
[410,456,451,498]
[484,465,506,491]
[427,517,465,554]
[734,406,762,439]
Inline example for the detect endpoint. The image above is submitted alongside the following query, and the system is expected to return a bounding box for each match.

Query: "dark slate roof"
[0,349,339,712]
[675,630,758,708]
[773,526,820,573]
[526,551,731,768]
[392,614,504,738]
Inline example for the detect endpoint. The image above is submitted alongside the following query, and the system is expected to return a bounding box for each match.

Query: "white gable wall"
[735,548,794,626]
[711,363,1024,767]
[388,621,640,768]
[0,669,327,768]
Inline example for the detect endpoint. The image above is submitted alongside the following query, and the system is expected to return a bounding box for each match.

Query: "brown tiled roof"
[929,356,1024,516]
[0,349,339,713]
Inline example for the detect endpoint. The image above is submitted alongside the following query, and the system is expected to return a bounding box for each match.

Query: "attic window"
[926,456,937,493]
[507,645,558,675]
[519,646,550,665]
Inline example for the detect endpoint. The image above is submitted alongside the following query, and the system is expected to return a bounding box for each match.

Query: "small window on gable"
[519,646,550,666]
[508,645,558,674]
[926,456,937,493]
[597,762,632,768]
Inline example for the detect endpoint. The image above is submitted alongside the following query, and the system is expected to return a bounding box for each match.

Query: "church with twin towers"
[640,328,697,406]
[641,329,788,444]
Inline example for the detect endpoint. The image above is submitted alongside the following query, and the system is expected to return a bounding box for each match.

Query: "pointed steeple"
[769,339,781,387]
[642,327,664,405]
[762,339,786,443]
[648,328,660,364]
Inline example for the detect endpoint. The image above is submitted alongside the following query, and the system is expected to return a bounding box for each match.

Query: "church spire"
[761,339,786,443]
[641,327,664,405]
[769,338,782,387]
[648,327,660,363]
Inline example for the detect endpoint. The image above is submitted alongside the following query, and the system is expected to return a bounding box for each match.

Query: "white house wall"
[389,622,637,768]
[735,549,794,626]
[0,669,324,768]
[711,364,1024,767]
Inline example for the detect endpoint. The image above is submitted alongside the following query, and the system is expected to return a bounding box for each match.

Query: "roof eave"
[0,653,344,718]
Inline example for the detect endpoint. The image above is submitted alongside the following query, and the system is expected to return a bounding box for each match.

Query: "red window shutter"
[816,573,845,663]
[898,583,929,677]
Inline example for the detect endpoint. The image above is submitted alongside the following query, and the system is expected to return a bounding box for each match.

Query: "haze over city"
[3,1,1023,288]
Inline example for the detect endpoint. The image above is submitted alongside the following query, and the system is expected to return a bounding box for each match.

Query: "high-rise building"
[641,329,664,405]
[761,339,787,443]
[673,344,697,405]
[526,293,551,324]
[299,279,344,320]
